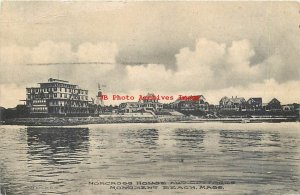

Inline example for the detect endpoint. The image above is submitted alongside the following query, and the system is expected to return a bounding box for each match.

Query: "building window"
[54,93,57,97]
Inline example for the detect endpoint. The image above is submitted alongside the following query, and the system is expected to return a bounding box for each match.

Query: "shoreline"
[2,115,299,126]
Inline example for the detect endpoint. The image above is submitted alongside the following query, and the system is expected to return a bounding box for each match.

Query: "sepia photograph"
[0,1,299,194]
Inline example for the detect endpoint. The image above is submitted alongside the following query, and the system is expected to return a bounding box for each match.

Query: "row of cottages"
[219,96,285,112]
[170,95,209,112]
[119,93,163,114]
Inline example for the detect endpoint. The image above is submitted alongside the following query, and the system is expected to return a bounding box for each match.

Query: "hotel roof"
[38,78,78,86]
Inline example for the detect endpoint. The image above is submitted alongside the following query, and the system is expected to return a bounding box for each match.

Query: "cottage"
[246,97,262,111]
[119,102,141,113]
[139,93,163,112]
[219,96,246,111]
[282,103,300,112]
[119,93,163,114]
[265,98,281,112]
[171,95,209,112]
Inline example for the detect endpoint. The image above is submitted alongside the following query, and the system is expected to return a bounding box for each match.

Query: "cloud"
[0,40,118,84]
[121,37,299,104]
[0,37,299,107]
[204,79,300,105]
[0,83,25,108]
[175,38,265,90]
[77,42,118,63]
[125,64,174,92]
[2,2,298,79]
[0,40,119,107]
[124,38,264,92]
[31,41,75,64]
[1,2,299,107]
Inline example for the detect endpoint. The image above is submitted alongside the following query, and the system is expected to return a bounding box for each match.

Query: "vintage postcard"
[0,1,299,195]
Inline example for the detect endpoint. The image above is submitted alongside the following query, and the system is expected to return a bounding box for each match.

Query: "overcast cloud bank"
[0,2,299,107]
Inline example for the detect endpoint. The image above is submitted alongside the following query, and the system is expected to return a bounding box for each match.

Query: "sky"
[0,1,299,107]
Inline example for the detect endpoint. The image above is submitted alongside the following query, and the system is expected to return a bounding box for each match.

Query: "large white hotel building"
[26,78,89,116]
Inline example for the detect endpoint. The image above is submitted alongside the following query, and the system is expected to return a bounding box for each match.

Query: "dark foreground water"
[0,123,299,195]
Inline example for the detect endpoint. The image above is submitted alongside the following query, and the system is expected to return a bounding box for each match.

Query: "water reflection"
[0,123,299,194]
[203,131,221,153]
[121,128,159,149]
[173,128,205,151]
[218,130,299,186]
[219,130,282,153]
[219,130,264,151]
[27,127,90,165]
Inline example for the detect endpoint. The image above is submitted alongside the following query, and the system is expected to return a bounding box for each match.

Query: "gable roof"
[268,98,280,104]
[248,97,262,103]
[221,96,245,104]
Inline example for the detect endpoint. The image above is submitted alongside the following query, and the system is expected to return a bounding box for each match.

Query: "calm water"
[0,123,299,195]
